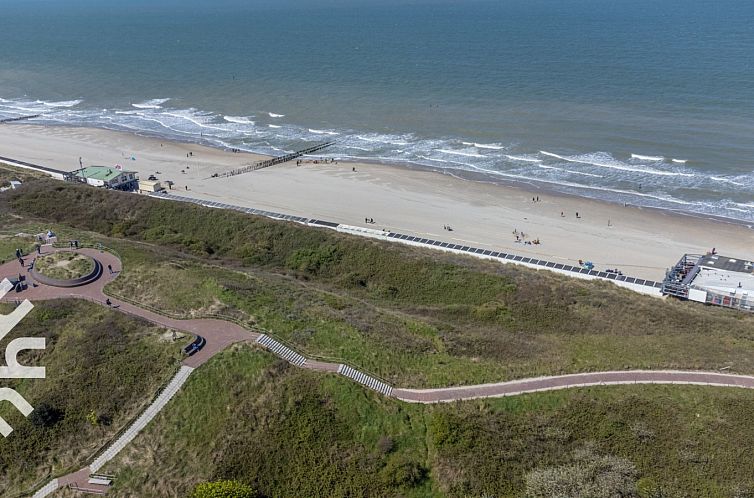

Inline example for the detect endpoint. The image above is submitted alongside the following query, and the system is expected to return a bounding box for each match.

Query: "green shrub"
[190,480,257,498]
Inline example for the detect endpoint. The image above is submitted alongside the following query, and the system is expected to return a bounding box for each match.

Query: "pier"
[213,141,335,178]
[0,114,40,124]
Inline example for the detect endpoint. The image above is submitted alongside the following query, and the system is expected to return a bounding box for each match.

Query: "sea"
[1,0,753,223]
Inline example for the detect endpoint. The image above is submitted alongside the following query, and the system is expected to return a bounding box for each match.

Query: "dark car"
[182,335,206,356]
[147,175,158,181]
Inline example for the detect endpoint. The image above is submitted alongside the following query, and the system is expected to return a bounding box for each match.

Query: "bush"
[286,245,342,274]
[525,448,638,498]
[190,480,257,498]
[28,403,64,428]
[381,456,428,488]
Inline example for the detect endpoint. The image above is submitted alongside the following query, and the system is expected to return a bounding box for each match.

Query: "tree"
[189,480,257,498]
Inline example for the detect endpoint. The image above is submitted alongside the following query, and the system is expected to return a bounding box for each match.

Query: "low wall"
[30,258,102,288]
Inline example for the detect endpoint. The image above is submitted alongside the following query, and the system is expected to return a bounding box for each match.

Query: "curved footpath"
[2,246,754,497]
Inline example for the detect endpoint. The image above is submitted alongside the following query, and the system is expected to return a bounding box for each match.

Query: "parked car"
[147,175,158,181]
[183,335,206,356]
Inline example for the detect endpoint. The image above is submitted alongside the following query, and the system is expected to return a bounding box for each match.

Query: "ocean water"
[1,0,753,223]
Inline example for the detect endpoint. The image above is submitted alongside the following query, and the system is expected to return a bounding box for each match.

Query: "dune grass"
[34,252,95,280]
[104,346,754,497]
[0,300,180,496]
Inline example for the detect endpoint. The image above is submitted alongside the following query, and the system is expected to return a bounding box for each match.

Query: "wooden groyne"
[214,141,335,178]
[0,114,40,124]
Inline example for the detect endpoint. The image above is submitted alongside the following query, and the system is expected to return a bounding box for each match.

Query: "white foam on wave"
[671,158,687,164]
[710,176,745,186]
[356,135,409,146]
[540,151,694,177]
[37,99,82,108]
[223,115,255,125]
[631,153,664,161]
[505,154,541,163]
[537,164,603,178]
[132,98,170,109]
[268,112,285,118]
[462,141,505,150]
[162,110,227,132]
[309,129,339,136]
[437,149,486,158]
[268,124,281,128]
[35,99,82,108]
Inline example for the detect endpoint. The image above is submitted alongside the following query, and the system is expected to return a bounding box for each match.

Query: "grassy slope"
[106,345,433,498]
[104,346,754,497]
[0,300,180,496]
[2,175,754,496]
[3,178,754,388]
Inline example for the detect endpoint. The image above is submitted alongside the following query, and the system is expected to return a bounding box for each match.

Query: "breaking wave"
[631,153,664,161]
[0,92,751,224]
[223,115,255,124]
[132,98,170,109]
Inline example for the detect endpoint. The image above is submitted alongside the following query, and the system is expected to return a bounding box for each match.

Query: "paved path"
[5,245,754,496]
[393,370,754,403]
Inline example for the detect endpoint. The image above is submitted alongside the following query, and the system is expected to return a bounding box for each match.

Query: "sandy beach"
[1,124,752,281]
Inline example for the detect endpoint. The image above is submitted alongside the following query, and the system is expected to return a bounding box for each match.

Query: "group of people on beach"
[512,229,540,245]
[296,158,338,166]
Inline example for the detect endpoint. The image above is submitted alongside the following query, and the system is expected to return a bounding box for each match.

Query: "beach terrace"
[663,253,754,312]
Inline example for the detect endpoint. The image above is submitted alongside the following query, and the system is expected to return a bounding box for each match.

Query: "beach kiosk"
[70,165,138,191]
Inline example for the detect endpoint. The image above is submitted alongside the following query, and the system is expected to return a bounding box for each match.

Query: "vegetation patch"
[103,348,754,497]
[34,252,95,280]
[0,300,180,496]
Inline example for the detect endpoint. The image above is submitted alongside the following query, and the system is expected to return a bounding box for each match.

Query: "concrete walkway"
[5,245,754,496]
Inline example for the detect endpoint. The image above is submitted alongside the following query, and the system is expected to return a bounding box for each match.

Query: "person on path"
[107,264,113,275]
[15,248,21,258]
[106,298,112,306]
